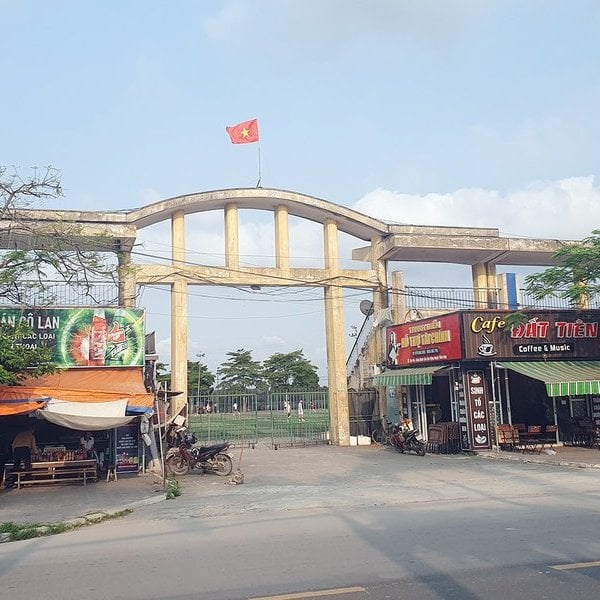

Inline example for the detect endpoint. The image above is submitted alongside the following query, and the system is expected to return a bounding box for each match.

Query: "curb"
[0,494,165,544]
[479,451,600,470]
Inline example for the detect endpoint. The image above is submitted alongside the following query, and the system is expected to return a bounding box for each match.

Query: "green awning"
[372,365,448,386]
[497,361,600,397]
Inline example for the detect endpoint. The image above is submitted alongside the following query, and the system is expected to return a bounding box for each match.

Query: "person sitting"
[80,432,96,459]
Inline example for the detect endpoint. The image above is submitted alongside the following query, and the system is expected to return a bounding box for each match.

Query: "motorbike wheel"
[166,454,190,476]
[212,453,233,477]
[415,441,426,457]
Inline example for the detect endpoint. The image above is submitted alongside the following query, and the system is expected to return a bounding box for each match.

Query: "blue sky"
[3,1,600,380]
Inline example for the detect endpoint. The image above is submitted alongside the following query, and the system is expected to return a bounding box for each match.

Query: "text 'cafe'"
[374,309,600,452]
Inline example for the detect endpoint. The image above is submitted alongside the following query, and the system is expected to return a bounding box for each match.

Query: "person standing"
[80,431,96,460]
[284,399,291,418]
[297,400,304,422]
[12,426,38,473]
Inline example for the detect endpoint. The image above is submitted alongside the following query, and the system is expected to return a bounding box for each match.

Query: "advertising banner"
[465,370,492,450]
[386,313,463,367]
[462,309,600,361]
[0,307,145,367]
[115,423,140,474]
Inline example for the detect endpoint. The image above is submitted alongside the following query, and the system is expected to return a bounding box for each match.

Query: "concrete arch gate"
[3,187,565,446]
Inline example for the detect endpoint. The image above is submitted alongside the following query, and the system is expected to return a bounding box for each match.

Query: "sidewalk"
[1,443,599,528]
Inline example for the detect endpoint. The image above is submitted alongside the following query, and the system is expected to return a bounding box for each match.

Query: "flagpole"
[256,142,262,188]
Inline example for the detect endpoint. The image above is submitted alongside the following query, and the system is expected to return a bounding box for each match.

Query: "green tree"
[0,322,55,384]
[524,230,600,306]
[217,349,263,393]
[262,350,320,390]
[187,359,215,396]
[0,166,118,304]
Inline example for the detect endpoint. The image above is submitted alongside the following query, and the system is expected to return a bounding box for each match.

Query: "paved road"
[1,446,600,599]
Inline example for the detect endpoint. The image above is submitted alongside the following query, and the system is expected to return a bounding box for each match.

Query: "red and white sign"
[386,313,463,366]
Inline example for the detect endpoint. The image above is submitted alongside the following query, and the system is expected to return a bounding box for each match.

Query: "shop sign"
[0,307,145,367]
[115,423,140,474]
[386,313,463,367]
[465,370,491,450]
[462,310,600,361]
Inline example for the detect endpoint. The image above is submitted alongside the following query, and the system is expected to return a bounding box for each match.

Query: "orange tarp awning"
[0,401,47,417]
[0,367,154,411]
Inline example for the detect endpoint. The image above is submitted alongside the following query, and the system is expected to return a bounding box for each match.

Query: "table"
[3,459,98,489]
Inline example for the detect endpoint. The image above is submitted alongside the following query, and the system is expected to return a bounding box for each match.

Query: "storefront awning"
[497,361,600,397]
[0,398,49,417]
[372,364,449,386]
[0,367,154,414]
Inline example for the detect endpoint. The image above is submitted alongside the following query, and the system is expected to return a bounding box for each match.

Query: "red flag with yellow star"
[226,118,259,144]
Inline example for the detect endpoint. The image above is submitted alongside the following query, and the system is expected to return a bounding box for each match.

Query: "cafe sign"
[465,370,491,450]
[0,307,145,367]
[462,309,600,361]
[386,313,463,367]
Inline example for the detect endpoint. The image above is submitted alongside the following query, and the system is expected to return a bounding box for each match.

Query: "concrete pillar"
[274,205,290,272]
[471,262,488,308]
[391,271,406,325]
[486,263,498,307]
[117,250,137,308]
[170,210,188,416]
[323,219,349,446]
[224,204,239,269]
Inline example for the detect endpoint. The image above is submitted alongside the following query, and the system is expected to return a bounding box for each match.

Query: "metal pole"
[503,368,513,425]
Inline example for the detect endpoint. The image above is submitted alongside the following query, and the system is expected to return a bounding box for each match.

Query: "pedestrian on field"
[297,400,304,422]
[233,402,240,416]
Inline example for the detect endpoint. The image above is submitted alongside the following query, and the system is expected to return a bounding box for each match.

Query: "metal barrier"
[189,390,330,449]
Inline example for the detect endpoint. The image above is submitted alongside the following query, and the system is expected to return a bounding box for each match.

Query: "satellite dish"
[360,300,374,316]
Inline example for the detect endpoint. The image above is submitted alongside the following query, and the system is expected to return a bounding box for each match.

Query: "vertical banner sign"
[465,370,492,450]
[591,397,600,429]
[115,424,140,474]
[456,378,470,450]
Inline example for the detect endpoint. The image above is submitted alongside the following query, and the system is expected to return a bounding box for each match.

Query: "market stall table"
[3,459,97,489]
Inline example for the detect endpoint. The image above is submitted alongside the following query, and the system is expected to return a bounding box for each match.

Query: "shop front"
[0,306,154,487]
[375,309,600,452]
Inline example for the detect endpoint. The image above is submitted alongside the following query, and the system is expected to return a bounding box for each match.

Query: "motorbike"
[166,428,233,477]
[390,424,426,456]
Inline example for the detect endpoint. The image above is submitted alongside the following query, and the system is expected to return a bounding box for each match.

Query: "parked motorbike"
[390,424,426,456]
[166,428,233,476]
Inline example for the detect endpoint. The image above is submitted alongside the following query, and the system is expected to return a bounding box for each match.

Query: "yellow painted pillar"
[486,263,498,307]
[224,204,239,269]
[274,205,290,272]
[117,250,137,308]
[471,262,488,308]
[170,210,188,415]
[323,219,349,446]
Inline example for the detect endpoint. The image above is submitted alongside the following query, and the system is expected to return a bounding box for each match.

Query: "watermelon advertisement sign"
[0,307,145,367]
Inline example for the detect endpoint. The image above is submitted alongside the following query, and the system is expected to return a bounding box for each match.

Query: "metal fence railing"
[0,281,119,307]
[188,390,330,449]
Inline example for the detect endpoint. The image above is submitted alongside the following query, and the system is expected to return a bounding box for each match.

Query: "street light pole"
[196,352,205,411]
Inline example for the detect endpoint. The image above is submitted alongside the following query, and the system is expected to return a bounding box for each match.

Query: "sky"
[3,1,600,382]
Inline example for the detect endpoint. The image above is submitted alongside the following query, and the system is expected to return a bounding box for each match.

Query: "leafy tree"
[187,359,215,395]
[217,349,263,393]
[155,362,171,387]
[0,322,55,384]
[262,350,320,390]
[0,165,118,305]
[524,230,600,306]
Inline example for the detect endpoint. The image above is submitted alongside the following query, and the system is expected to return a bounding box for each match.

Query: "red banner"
[386,313,463,367]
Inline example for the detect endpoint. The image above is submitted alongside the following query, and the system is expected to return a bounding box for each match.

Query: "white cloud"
[353,176,600,240]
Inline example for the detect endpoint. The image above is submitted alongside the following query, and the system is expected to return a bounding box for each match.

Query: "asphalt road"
[1,448,600,600]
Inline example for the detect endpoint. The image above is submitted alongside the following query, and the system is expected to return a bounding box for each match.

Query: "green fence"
[189,390,330,449]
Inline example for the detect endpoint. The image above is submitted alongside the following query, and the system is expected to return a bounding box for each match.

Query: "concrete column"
[224,204,239,269]
[323,220,349,446]
[391,271,406,325]
[486,263,498,307]
[471,262,488,308]
[170,210,188,416]
[117,250,137,308]
[274,205,290,272]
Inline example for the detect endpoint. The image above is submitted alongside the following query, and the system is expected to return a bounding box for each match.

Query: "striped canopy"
[372,365,449,386]
[497,361,600,397]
